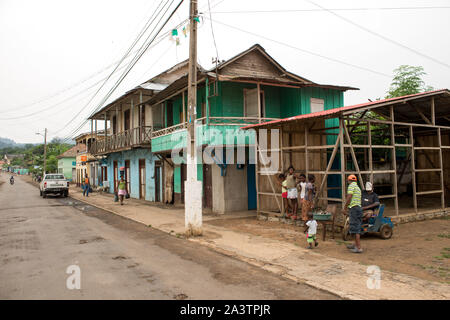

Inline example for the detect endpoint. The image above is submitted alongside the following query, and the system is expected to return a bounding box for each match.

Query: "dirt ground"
[207,216,450,284]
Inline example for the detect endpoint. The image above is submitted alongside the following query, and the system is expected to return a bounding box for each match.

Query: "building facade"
[88,44,356,213]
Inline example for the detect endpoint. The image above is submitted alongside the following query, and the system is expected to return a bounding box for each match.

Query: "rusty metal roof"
[242,89,450,130]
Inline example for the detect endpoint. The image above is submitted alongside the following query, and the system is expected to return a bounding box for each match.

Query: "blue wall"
[105,149,156,201]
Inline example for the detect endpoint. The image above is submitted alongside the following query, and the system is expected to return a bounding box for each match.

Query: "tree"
[386,65,433,98]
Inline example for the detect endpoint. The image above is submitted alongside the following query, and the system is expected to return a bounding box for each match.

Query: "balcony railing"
[151,122,188,138]
[198,117,279,126]
[89,126,153,155]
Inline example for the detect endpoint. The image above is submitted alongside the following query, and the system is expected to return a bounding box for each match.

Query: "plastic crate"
[313,213,332,221]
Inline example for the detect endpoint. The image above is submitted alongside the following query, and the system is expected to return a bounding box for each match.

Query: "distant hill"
[0,137,18,149]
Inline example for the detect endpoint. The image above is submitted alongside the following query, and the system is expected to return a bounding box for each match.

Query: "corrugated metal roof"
[242,89,450,130]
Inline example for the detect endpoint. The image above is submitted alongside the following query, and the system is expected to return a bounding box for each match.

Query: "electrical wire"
[55,0,176,140]
[203,16,392,78]
[59,0,185,142]
[207,6,450,14]
[306,0,450,69]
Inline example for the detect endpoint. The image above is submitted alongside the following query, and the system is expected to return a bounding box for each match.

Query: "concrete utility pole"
[36,128,47,175]
[43,128,47,175]
[185,0,203,236]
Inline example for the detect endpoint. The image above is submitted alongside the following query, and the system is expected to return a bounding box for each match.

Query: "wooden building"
[243,89,450,219]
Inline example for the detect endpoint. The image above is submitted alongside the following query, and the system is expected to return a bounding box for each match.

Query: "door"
[247,164,257,210]
[202,164,212,209]
[166,101,173,127]
[112,116,117,135]
[124,109,131,131]
[125,160,130,194]
[139,159,146,199]
[71,168,76,182]
[181,163,186,204]
[113,161,118,192]
[155,161,162,202]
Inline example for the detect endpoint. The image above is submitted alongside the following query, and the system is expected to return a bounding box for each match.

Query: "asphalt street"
[0,175,338,300]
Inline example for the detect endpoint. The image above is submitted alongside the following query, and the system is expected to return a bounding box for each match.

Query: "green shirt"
[118,181,126,190]
[347,182,361,208]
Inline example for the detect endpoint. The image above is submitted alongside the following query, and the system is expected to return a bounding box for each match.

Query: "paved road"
[0,176,338,300]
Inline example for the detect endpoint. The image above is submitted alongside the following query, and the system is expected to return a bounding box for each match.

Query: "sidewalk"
[67,184,450,300]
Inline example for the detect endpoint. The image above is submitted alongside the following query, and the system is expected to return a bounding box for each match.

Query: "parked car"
[40,173,69,198]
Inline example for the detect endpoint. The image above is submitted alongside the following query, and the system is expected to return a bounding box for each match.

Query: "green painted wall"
[174,165,181,193]
[57,157,75,180]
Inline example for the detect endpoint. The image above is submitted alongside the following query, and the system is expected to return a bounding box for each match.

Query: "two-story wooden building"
[88,44,357,213]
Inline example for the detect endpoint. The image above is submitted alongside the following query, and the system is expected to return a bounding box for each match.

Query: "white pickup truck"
[39,173,69,198]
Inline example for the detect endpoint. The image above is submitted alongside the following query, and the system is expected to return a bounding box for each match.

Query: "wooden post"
[255,142,260,216]
[410,125,417,212]
[139,91,143,141]
[431,97,435,126]
[343,121,364,190]
[368,121,373,184]
[390,106,399,215]
[206,77,210,125]
[314,134,341,206]
[438,128,445,209]
[257,83,262,123]
[339,118,345,208]
[280,127,284,215]
[182,90,186,123]
[305,124,309,179]
[131,99,134,144]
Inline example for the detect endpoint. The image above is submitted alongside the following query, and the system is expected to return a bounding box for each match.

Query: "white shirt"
[299,182,306,199]
[306,220,318,235]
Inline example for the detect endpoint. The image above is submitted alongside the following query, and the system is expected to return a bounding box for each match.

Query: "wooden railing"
[151,122,188,138]
[199,117,279,126]
[89,126,153,155]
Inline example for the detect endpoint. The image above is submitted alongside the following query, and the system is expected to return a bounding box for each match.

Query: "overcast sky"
[1,0,449,143]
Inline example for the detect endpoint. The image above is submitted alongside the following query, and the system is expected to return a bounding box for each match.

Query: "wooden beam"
[343,120,364,190]
[314,134,341,206]
[390,106,399,215]
[368,120,373,184]
[431,97,435,125]
[411,104,432,125]
[438,128,445,209]
[339,118,345,208]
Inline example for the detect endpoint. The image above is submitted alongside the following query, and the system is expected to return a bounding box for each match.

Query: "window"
[310,98,324,113]
[244,88,265,118]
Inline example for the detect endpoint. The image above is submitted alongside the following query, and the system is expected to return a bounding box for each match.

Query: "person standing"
[277,173,290,217]
[301,175,316,222]
[362,182,380,221]
[343,175,363,253]
[285,166,298,219]
[117,175,128,205]
[83,174,90,197]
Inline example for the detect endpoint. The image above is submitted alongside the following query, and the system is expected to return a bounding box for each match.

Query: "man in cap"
[362,182,380,221]
[343,175,363,253]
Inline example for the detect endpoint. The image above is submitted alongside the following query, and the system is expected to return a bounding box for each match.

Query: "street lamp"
[36,128,47,175]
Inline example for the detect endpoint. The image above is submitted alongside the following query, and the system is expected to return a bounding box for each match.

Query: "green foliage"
[386,65,433,98]
[1,141,73,174]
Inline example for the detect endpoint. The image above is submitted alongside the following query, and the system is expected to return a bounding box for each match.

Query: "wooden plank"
[390,106,399,215]
[416,190,443,196]
[339,118,345,208]
[368,120,373,185]
[343,121,364,190]
[431,97,435,125]
[438,128,445,209]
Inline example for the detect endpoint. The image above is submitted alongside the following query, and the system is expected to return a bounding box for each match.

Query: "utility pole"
[43,128,47,175]
[185,0,202,236]
[36,128,47,175]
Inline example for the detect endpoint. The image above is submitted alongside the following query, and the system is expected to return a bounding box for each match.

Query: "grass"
[437,233,450,239]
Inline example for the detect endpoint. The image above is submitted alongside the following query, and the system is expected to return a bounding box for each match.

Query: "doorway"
[113,161,118,192]
[139,159,146,199]
[155,161,163,202]
[125,160,130,194]
[202,164,212,209]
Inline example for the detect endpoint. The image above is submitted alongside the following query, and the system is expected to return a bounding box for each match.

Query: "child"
[301,174,316,222]
[304,212,319,249]
[298,173,307,205]
[278,173,290,217]
[285,166,298,219]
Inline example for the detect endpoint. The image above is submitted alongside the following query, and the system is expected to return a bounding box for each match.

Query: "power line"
[60,0,185,142]
[306,0,450,69]
[207,6,450,14]
[203,16,392,78]
[55,0,176,140]
[207,0,220,63]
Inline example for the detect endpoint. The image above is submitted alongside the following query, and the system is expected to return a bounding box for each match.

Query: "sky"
[1,0,449,143]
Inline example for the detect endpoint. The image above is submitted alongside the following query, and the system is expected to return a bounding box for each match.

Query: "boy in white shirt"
[304,212,319,249]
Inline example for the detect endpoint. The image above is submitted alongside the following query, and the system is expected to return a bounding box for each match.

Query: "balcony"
[89,126,153,155]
